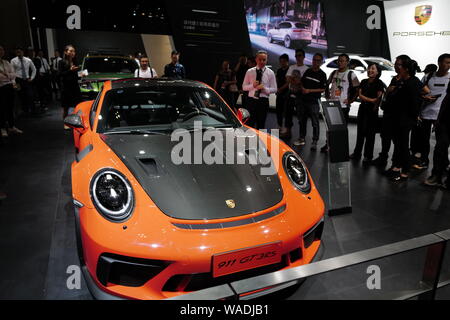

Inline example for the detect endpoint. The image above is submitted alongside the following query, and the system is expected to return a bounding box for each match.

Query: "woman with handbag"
[213,60,237,109]
[0,45,22,139]
[385,55,424,181]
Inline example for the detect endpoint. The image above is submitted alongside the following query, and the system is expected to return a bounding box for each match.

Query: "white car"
[321,55,424,118]
[267,21,312,49]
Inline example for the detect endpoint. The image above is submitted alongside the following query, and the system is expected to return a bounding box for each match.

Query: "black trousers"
[36,73,52,106]
[342,107,350,124]
[0,84,16,129]
[299,101,320,142]
[219,88,236,109]
[247,97,269,130]
[378,115,394,159]
[392,124,413,173]
[284,95,301,129]
[353,104,378,159]
[432,124,450,179]
[410,119,434,164]
[275,92,288,127]
[16,78,35,113]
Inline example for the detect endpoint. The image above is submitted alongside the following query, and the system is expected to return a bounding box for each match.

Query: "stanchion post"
[418,241,447,300]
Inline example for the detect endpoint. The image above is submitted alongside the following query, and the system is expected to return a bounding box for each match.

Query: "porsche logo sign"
[226,200,236,209]
[414,5,432,25]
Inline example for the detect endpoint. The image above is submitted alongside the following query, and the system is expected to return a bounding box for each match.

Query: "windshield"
[83,57,138,74]
[364,59,395,71]
[97,86,241,134]
[294,23,308,29]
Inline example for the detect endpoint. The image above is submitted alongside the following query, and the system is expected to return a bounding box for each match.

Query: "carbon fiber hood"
[102,129,283,220]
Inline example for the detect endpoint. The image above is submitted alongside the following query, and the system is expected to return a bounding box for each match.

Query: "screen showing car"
[245,0,328,67]
[83,57,138,74]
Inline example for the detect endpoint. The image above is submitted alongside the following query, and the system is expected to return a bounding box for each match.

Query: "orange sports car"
[64,78,325,300]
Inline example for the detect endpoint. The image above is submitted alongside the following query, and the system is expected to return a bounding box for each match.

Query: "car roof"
[110,78,209,90]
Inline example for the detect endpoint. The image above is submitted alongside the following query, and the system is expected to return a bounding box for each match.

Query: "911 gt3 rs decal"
[212,242,282,278]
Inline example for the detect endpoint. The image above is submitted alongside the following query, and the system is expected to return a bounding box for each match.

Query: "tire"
[284,36,292,48]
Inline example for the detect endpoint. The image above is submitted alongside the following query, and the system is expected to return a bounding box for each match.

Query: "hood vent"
[137,158,159,176]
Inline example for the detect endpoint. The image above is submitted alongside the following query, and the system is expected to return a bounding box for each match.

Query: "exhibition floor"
[0,104,449,300]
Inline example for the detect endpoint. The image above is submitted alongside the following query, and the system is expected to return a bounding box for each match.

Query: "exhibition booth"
[0,0,449,302]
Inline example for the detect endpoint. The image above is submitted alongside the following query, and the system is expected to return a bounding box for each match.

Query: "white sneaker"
[293,138,306,146]
[9,127,23,134]
[1,129,8,138]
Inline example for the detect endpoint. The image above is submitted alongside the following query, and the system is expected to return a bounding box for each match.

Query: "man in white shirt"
[36,49,52,108]
[10,47,37,114]
[134,52,142,67]
[134,56,158,79]
[413,53,450,170]
[326,53,360,121]
[322,53,359,153]
[284,49,309,141]
[242,50,277,129]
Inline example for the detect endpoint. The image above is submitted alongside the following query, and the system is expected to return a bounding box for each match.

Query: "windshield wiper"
[104,129,169,136]
[186,125,235,132]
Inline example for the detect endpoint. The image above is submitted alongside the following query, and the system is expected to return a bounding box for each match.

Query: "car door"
[280,22,291,40]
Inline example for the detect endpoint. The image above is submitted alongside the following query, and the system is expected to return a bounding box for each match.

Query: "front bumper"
[290,33,312,41]
[75,205,324,300]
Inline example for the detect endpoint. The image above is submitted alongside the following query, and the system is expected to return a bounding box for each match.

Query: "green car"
[79,55,138,100]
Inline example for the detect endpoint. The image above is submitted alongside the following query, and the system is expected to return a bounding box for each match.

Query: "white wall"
[140,34,175,77]
[384,0,450,68]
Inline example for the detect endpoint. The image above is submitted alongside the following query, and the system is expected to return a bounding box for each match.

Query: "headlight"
[90,169,134,222]
[283,152,311,194]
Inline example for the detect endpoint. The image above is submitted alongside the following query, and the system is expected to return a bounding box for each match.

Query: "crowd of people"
[1,42,450,200]
[0,43,190,202]
[0,45,66,141]
[213,50,450,188]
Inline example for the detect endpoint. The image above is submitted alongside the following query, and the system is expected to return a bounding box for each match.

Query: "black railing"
[167,229,450,300]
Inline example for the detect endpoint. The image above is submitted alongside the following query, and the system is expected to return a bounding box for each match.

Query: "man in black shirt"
[163,51,186,79]
[276,54,290,135]
[300,53,327,150]
[425,84,450,188]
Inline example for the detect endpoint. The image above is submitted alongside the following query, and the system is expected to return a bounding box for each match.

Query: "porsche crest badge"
[226,199,236,209]
[414,5,432,25]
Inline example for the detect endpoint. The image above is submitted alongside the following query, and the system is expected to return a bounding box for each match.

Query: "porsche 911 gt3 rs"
[64,78,325,300]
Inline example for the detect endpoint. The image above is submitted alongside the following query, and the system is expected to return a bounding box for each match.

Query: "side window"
[327,60,338,69]
[349,59,365,70]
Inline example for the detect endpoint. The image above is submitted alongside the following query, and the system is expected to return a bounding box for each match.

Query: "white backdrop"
[384,0,450,68]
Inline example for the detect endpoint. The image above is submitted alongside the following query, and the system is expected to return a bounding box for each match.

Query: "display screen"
[245,0,328,67]
[327,107,344,125]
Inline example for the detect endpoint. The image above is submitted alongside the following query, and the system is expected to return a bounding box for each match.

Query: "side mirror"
[64,114,85,131]
[354,66,366,72]
[237,108,250,124]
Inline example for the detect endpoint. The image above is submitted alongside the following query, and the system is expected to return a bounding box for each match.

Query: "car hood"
[101,129,284,220]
